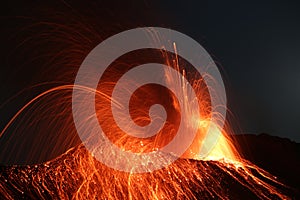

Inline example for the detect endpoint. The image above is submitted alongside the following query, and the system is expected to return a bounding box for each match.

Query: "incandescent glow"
[0,28,292,199]
[71,27,229,173]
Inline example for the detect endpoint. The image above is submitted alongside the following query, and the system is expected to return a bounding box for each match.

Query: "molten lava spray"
[0,20,293,199]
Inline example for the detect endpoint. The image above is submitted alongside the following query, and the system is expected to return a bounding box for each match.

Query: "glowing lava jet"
[0,28,293,199]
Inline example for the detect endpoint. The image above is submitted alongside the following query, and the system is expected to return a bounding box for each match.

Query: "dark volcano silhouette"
[232,133,300,192]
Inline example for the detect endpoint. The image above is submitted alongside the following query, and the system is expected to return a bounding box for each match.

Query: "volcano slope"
[0,134,299,199]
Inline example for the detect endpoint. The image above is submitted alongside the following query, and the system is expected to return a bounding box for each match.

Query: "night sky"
[1,0,300,143]
[155,1,300,142]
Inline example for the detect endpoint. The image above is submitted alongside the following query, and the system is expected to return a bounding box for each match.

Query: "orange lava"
[0,36,292,200]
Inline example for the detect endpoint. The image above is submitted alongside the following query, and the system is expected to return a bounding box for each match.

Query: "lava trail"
[0,144,293,199]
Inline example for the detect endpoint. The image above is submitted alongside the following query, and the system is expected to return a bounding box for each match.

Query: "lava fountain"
[0,24,293,199]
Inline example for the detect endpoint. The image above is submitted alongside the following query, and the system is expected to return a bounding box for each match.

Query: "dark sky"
[1,0,300,143]
[156,1,300,142]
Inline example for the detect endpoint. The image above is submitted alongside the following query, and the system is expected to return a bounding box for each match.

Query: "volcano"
[0,133,298,199]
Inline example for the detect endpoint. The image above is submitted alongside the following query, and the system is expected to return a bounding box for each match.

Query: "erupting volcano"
[0,5,298,199]
[0,38,295,199]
